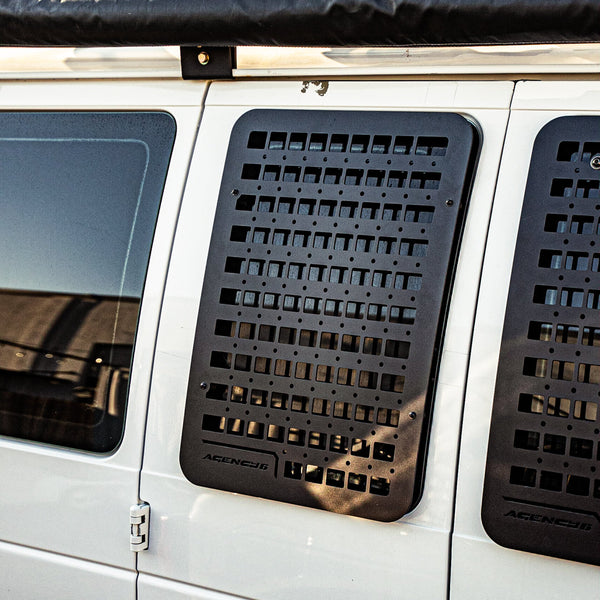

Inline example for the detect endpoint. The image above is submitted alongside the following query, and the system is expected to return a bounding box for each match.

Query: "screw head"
[200,381,208,390]
[590,155,600,170]
[445,199,454,207]
[408,411,417,420]
[197,51,210,66]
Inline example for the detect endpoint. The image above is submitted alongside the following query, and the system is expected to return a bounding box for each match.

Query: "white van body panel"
[0,540,135,600]
[0,61,598,599]
[139,573,253,600]
[451,81,600,599]
[138,79,513,599]
[0,80,204,595]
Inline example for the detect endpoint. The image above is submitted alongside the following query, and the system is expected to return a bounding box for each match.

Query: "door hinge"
[130,502,150,552]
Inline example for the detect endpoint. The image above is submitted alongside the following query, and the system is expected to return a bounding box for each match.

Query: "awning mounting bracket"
[180,46,237,80]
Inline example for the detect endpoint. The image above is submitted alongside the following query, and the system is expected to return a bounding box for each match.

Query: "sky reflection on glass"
[0,138,150,297]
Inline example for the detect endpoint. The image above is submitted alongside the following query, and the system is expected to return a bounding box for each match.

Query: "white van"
[0,2,599,598]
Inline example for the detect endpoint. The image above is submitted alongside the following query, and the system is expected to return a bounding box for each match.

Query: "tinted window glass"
[0,112,175,452]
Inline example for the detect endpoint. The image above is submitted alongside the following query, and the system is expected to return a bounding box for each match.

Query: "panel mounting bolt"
[590,155,600,170]
[197,51,210,66]
[445,199,454,206]
[200,382,208,390]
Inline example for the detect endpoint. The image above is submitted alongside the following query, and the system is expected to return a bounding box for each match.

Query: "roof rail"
[2,45,600,80]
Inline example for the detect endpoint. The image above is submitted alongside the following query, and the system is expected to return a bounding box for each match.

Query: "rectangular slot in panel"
[181,109,478,521]
[483,116,600,565]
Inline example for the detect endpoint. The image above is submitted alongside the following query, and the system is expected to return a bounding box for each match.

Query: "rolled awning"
[0,0,599,47]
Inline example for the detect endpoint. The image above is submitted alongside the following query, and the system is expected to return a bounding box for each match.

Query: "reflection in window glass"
[0,112,175,452]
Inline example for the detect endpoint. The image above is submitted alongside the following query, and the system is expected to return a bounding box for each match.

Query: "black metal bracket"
[180,46,237,80]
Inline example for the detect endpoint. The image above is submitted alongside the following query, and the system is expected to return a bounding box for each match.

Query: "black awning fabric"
[0,0,599,47]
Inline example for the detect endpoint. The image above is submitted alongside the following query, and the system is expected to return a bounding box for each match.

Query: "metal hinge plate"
[130,502,150,552]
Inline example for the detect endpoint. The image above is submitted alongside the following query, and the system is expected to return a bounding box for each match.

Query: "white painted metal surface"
[138,80,513,600]
[139,574,252,600]
[0,67,598,600]
[0,79,205,108]
[0,80,205,596]
[451,81,600,600]
[0,540,135,600]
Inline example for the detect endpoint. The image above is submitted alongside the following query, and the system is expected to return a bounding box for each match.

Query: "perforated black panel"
[181,109,477,521]
[483,117,600,565]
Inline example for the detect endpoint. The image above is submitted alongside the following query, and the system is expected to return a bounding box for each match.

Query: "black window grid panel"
[483,117,600,567]
[181,109,478,522]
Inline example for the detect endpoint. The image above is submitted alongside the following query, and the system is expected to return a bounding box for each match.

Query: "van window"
[0,112,175,452]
